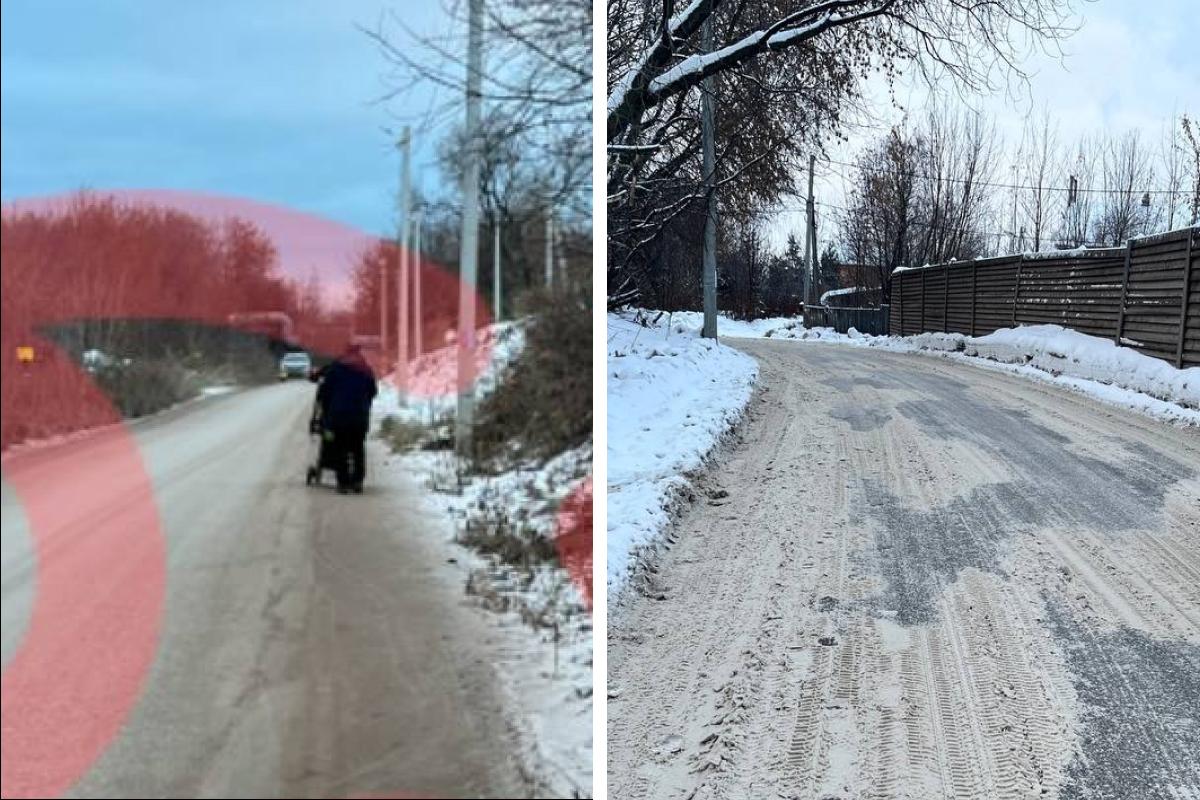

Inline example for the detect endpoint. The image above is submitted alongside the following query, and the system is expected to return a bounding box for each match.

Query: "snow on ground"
[374,323,592,798]
[608,311,759,597]
[376,321,524,426]
[643,309,806,340]
[765,323,1200,426]
[819,285,868,304]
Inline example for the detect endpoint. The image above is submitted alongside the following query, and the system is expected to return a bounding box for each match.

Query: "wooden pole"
[1177,228,1195,367]
[920,268,927,332]
[970,261,978,336]
[1011,254,1024,328]
[943,264,950,333]
[1115,238,1134,345]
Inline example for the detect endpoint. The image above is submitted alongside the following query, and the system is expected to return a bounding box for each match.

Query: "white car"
[278,351,312,380]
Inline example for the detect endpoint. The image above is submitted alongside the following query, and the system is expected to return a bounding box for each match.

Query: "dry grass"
[472,287,592,469]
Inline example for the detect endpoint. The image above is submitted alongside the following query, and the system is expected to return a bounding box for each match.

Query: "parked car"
[278,351,312,380]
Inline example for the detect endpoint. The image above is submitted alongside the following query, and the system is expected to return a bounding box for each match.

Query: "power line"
[815,156,1187,196]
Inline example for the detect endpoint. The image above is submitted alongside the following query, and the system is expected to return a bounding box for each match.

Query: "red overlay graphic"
[1,190,585,799]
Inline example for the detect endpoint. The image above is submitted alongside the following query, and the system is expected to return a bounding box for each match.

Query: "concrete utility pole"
[414,207,424,357]
[805,154,817,309]
[555,214,568,284]
[381,243,389,358]
[544,209,554,288]
[397,127,412,397]
[700,16,718,340]
[493,212,502,321]
[456,0,482,459]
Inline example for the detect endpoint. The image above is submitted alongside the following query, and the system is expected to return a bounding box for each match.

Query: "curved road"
[2,383,526,799]
[609,340,1200,800]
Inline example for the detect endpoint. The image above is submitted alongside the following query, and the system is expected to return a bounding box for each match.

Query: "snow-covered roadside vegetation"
[607,311,758,598]
[374,308,592,798]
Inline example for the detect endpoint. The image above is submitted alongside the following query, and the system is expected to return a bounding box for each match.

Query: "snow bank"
[770,323,1200,425]
[401,445,593,798]
[374,321,524,424]
[373,320,591,797]
[608,311,758,597]
[819,286,868,304]
[964,325,1199,407]
[640,309,805,339]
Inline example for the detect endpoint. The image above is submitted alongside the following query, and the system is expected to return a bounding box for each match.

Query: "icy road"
[2,382,525,798]
[609,340,1200,800]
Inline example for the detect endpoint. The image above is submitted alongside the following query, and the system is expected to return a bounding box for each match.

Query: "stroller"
[304,399,339,486]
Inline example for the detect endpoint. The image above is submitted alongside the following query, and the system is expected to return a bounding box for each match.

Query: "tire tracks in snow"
[608,340,1200,800]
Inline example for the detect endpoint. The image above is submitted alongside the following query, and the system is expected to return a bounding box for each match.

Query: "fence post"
[943,264,950,332]
[1115,238,1133,345]
[921,268,927,332]
[1177,228,1195,368]
[970,261,978,336]
[897,274,904,335]
[1011,254,1024,328]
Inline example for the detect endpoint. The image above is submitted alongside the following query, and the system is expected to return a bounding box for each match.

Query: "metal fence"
[804,304,891,336]
[888,226,1200,368]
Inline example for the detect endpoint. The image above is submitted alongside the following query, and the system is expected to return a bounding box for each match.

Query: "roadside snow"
[608,311,759,597]
[640,309,806,340]
[819,286,867,304]
[767,323,1200,425]
[376,321,524,425]
[374,321,592,798]
[396,446,593,799]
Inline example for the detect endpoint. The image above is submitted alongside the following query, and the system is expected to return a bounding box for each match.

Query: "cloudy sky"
[3,0,1196,247]
[1,0,456,238]
[769,0,1200,246]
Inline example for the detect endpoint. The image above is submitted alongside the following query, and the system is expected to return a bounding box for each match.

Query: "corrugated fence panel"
[1184,228,1199,367]
[972,257,1019,335]
[889,273,904,335]
[1120,229,1191,362]
[1014,252,1124,340]
[882,227,1199,368]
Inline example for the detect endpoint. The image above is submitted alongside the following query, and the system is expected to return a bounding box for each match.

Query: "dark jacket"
[316,353,377,429]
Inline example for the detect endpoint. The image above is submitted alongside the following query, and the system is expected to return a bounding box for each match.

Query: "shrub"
[92,359,200,418]
[472,287,591,468]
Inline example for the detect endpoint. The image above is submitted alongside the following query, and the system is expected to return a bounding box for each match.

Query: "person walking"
[315,343,378,494]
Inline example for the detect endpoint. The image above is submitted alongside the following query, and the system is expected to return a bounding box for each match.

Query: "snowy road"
[2,383,526,798]
[609,340,1200,800]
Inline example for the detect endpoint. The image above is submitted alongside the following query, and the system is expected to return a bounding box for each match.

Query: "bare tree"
[1020,110,1060,251]
[1181,114,1200,226]
[1093,131,1159,246]
[837,105,998,299]
[1058,135,1098,248]
[607,0,1081,306]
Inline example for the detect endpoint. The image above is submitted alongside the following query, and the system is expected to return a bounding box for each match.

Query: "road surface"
[609,340,1200,800]
[2,382,527,799]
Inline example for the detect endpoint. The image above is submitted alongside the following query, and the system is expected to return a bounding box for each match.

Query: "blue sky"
[1,0,452,237]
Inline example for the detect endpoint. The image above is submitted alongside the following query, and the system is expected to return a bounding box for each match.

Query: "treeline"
[618,104,1199,314]
[1,193,335,448]
[348,200,591,362]
[835,107,1200,302]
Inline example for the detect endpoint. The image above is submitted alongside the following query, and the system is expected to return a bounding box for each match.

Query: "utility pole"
[456,0,482,460]
[397,127,412,396]
[700,16,718,340]
[493,211,502,320]
[414,207,424,357]
[805,154,817,310]
[380,243,389,358]
[555,215,568,285]
[544,208,554,288]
